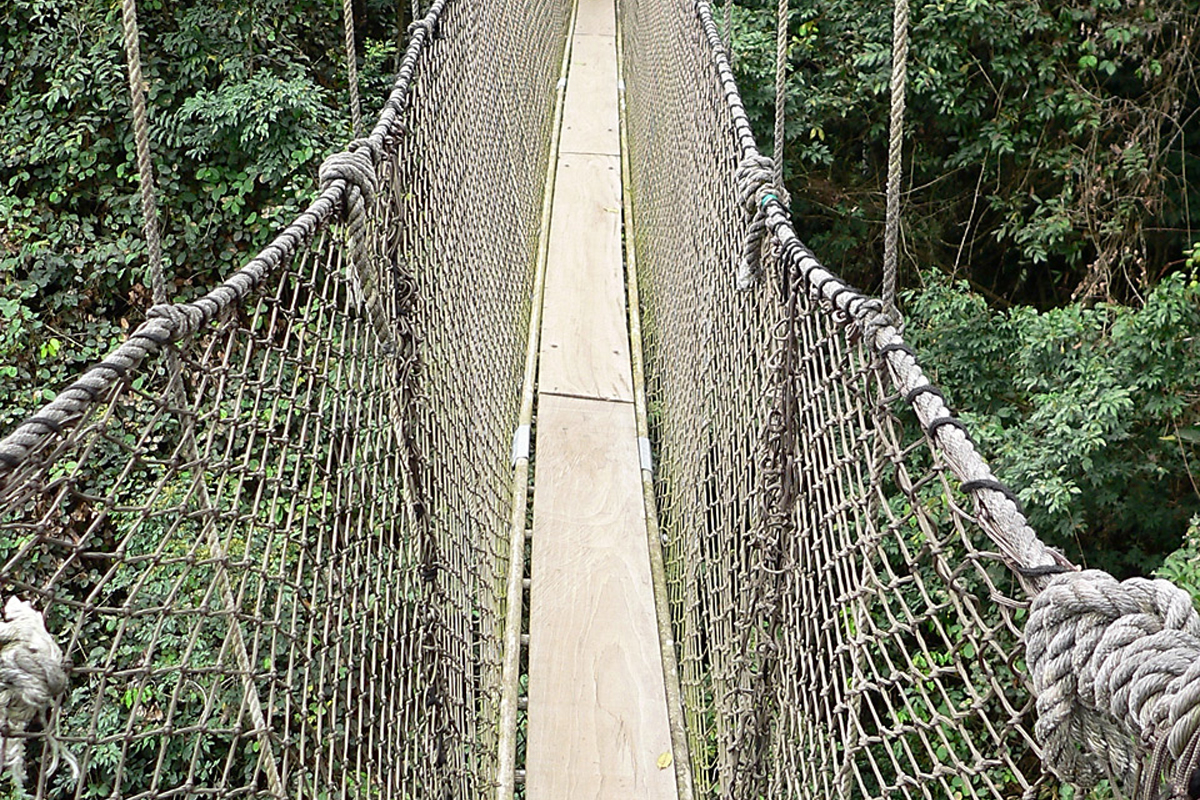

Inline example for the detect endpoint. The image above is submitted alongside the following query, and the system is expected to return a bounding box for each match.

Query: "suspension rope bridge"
[2,0,1200,799]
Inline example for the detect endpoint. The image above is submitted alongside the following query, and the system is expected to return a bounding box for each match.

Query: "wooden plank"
[538,153,632,402]
[560,34,619,155]
[527,395,677,800]
[575,0,615,36]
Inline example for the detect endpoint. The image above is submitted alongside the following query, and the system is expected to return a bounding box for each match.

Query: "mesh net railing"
[8,0,1198,797]
[620,1,1065,797]
[0,0,567,796]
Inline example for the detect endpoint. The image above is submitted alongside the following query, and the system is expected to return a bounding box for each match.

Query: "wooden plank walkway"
[525,0,678,797]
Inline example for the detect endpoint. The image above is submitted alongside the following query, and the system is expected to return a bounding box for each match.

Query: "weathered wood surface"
[526,396,676,800]
[525,0,677,796]
[537,153,631,403]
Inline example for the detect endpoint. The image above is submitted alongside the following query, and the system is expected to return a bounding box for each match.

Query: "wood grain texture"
[526,395,677,800]
[560,34,619,156]
[575,0,616,36]
[538,152,632,402]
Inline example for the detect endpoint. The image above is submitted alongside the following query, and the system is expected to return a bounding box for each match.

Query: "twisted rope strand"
[1026,571,1200,796]
[118,0,166,304]
[882,0,909,317]
[773,0,787,187]
[343,0,363,137]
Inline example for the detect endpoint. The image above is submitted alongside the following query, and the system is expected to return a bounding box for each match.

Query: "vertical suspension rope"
[773,0,788,187]
[724,0,733,49]
[882,0,909,316]
[120,6,285,793]
[343,0,363,137]
[119,0,166,304]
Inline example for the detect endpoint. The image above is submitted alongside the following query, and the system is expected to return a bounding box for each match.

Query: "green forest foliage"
[0,0,401,430]
[732,0,1199,306]
[0,0,1197,577]
[728,0,1200,574]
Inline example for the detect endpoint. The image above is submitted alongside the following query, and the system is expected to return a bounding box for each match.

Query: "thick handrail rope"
[696,1,786,291]
[694,0,1065,594]
[691,0,1200,794]
[0,0,450,484]
[343,0,363,137]
[118,0,166,304]
[882,0,908,317]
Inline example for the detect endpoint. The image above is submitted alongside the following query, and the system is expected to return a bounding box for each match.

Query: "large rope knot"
[319,140,381,311]
[0,596,77,788]
[145,302,206,342]
[734,153,788,290]
[1026,569,1200,798]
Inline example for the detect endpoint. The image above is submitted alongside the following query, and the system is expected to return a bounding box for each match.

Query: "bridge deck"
[525,0,678,797]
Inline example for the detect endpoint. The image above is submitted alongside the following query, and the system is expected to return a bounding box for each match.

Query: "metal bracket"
[512,425,531,465]
[638,437,653,472]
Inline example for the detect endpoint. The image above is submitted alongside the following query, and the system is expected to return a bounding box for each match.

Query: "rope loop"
[320,140,382,309]
[1026,569,1200,797]
[145,303,206,342]
[735,153,789,290]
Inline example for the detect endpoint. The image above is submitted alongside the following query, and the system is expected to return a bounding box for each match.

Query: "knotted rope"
[0,597,77,788]
[1027,570,1200,798]
[735,154,788,290]
[319,139,381,311]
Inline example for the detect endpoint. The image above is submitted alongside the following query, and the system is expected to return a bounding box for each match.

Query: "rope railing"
[0,0,447,488]
[4,0,1198,797]
[0,0,568,797]
[622,0,1200,797]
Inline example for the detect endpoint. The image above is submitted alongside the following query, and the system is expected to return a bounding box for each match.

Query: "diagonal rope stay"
[118,0,165,304]
[120,1,284,792]
[882,0,908,320]
[343,0,364,138]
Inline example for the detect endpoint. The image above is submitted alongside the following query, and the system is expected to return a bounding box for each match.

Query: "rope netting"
[621,1,1200,798]
[0,0,566,796]
[6,0,1200,797]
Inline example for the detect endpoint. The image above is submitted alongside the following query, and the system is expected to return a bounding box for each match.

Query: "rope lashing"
[319,139,381,311]
[0,597,77,788]
[735,153,789,289]
[1026,570,1200,798]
